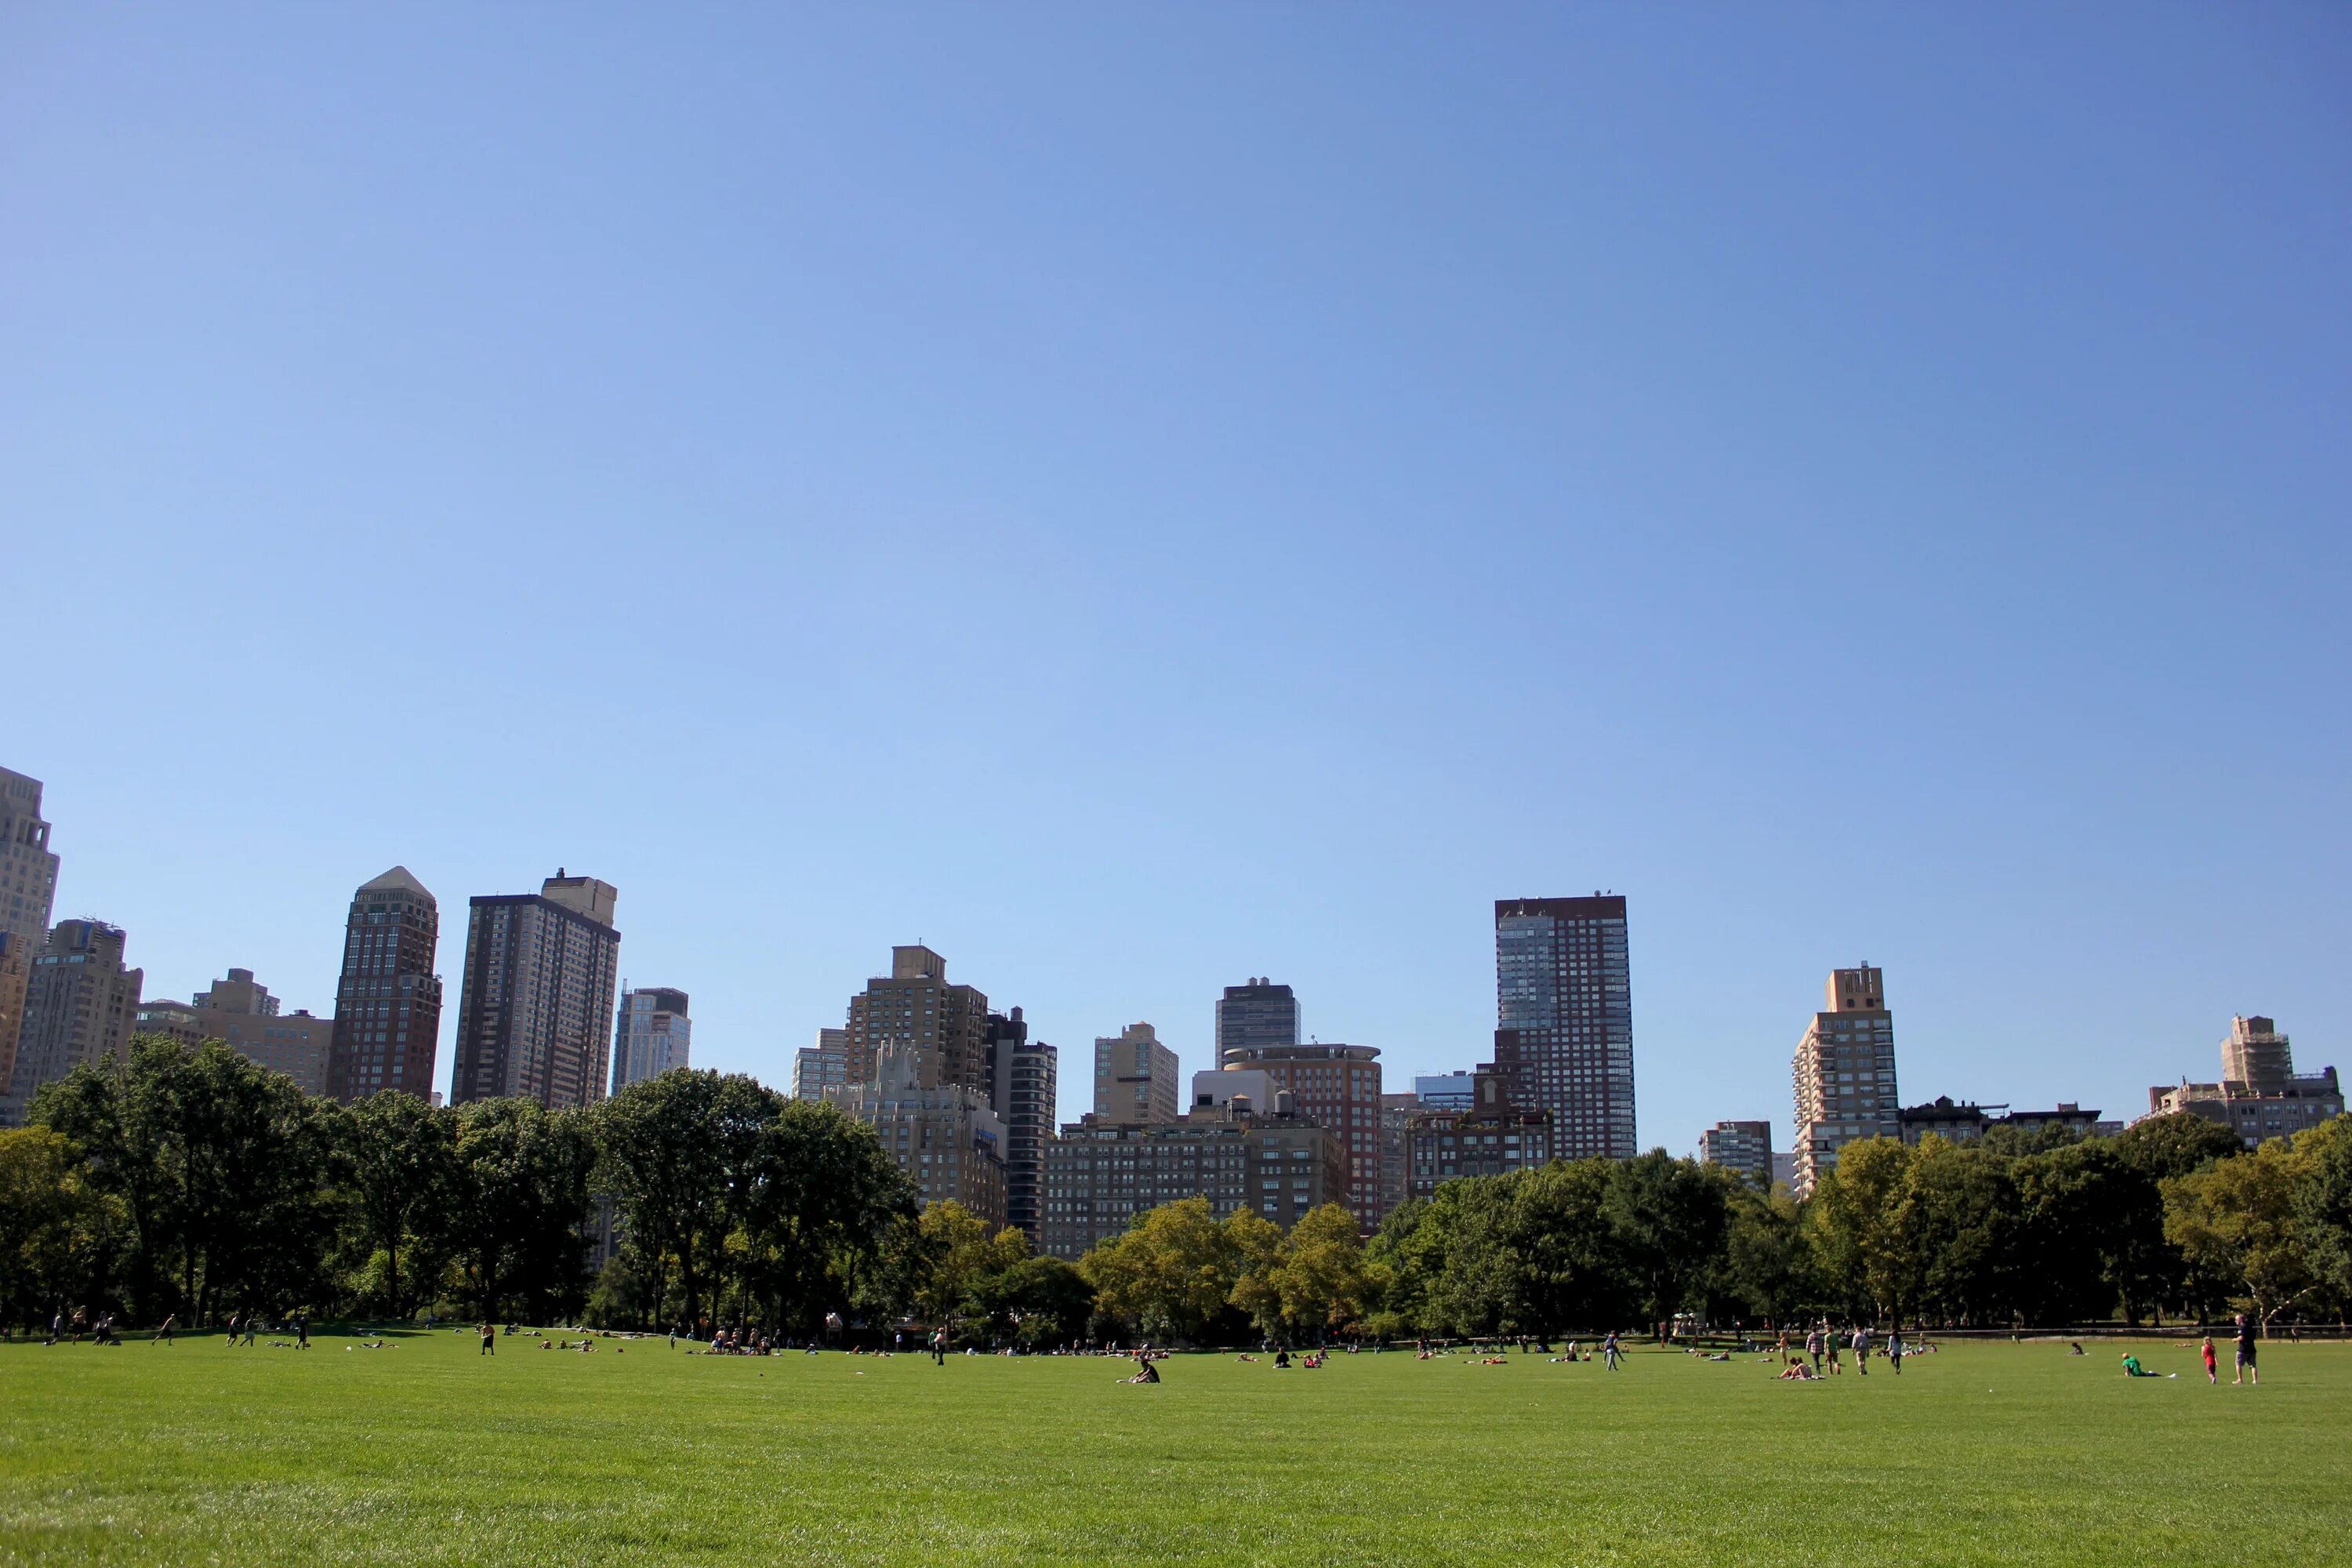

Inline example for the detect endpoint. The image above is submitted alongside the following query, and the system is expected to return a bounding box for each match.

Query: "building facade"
[826,1040,1008,1231]
[1094,1021,1178,1125]
[325,866,444,1103]
[2144,1016,2342,1147]
[1215,978,1299,1065]
[1378,1091,1421,1221]
[611,986,691,1092]
[1697,1120,1773,1185]
[1039,1100,1344,1261]
[985,1007,1058,1243]
[1414,1072,1478,1111]
[792,1028,848,1101]
[1896,1098,2107,1145]
[1404,1069,1555,1201]
[180,967,332,1094]
[1791,964,1900,1198]
[451,871,621,1109]
[0,768,61,1107]
[1209,1043,1384,1231]
[1493,895,1635,1159]
[1,920,141,1124]
[844,946,989,1096]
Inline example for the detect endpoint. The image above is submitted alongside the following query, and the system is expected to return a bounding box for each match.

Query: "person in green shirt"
[2121,1352,2170,1378]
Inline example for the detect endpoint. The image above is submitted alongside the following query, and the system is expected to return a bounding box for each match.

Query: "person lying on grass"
[2120,1353,2173,1378]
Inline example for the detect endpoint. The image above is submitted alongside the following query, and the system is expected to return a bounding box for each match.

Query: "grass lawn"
[1,1330,2344,1566]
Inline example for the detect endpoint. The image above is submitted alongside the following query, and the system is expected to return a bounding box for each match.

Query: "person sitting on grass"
[2068,1342,2085,1356]
[1778,1357,1817,1381]
[1274,1348,1291,1368]
[2120,1353,2172,1378]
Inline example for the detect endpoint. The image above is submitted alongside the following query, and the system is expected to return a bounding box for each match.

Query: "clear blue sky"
[6,5,2347,1149]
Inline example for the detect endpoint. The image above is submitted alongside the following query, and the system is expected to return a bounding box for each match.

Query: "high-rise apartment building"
[1493,895,1635,1159]
[1791,964,1899,1197]
[1378,1091,1421,1222]
[1211,1042,1385,1230]
[826,1040,1008,1230]
[1,920,141,1124]
[2143,1015,2341,1148]
[1040,1099,1344,1261]
[986,1007,1058,1243]
[1404,1069,1555,1201]
[844,946,989,1095]
[1216,978,1299,1065]
[1697,1120,1773,1186]
[792,1028,848,1101]
[0,768,61,1106]
[611,986,691,1092]
[1094,1021,1178,1125]
[451,871,621,1109]
[326,867,444,1102]
[177,968,333,1094]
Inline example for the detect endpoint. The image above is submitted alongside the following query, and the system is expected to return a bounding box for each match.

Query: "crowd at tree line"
[3,1036,2348,1346]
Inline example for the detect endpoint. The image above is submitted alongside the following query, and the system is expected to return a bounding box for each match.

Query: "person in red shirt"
[2200,1335,2218,1385]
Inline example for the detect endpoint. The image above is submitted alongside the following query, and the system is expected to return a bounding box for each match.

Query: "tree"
[731,1098,919,1334]
[2288,1116,2352,1316]
[595,1070,781,1330]
[1714,1181,1813,1325]
[446,1098,595,1323]
[1904,1138,2016,1326]
[1604,1152,1731,1329]
[1807,1137,1918,1319]
[2165,1139,2316,1327]
[0,1127,122,1330]
[337,1091,457,1319]
[1081,1196,1258,1343]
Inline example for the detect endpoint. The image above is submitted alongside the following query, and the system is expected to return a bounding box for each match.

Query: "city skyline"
[2,758,2330,1154]
[6,9,2345,1159]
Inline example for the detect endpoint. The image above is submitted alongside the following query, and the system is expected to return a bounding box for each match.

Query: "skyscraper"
[451,871,621,1109]
[611,986,691,1092]
[1,920,140,1124]
[1492,895,1635,1159]
[985,1007,1058,1243]
[0,768,61,1106]
[326,867,444,1102]
[844,946,989,1094]
[1094,1021,1178,1124]
[1791,964,1899,1197]
[792,1027,849,1101]
[1215,978,1299,1065]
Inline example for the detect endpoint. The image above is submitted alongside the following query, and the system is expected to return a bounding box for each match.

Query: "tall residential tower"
[1216,978,1299,1065]
[1492,895,1635,1158]
[611,986,691,1092]
[1791,964,1899,1197]
[452,871,621,1109]
[1094,1021,1178,1125]
[0,768,61,1107]
[1,920,141,1124]
[326,867,444,1102]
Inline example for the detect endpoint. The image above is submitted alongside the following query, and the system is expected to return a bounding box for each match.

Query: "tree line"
[3,1035,2347,1342]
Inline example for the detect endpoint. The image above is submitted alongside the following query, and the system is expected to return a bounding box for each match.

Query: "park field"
[1,1331,2346,1566]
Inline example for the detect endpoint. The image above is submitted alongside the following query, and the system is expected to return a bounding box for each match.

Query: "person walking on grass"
[1602,1332,1621,1371]
[155,1313,176,1345]
[931,1328,947,1367]
[1805,1327,1823,1375]
[241,1315,258,1348]
[1887,1323,1903,1377]
[2201,1334,2218,1385]
[295,1313,309,1350]
[480,1320,495,1356]
[1852,1324,1869,1375]
[2233,1313,2259,1386]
